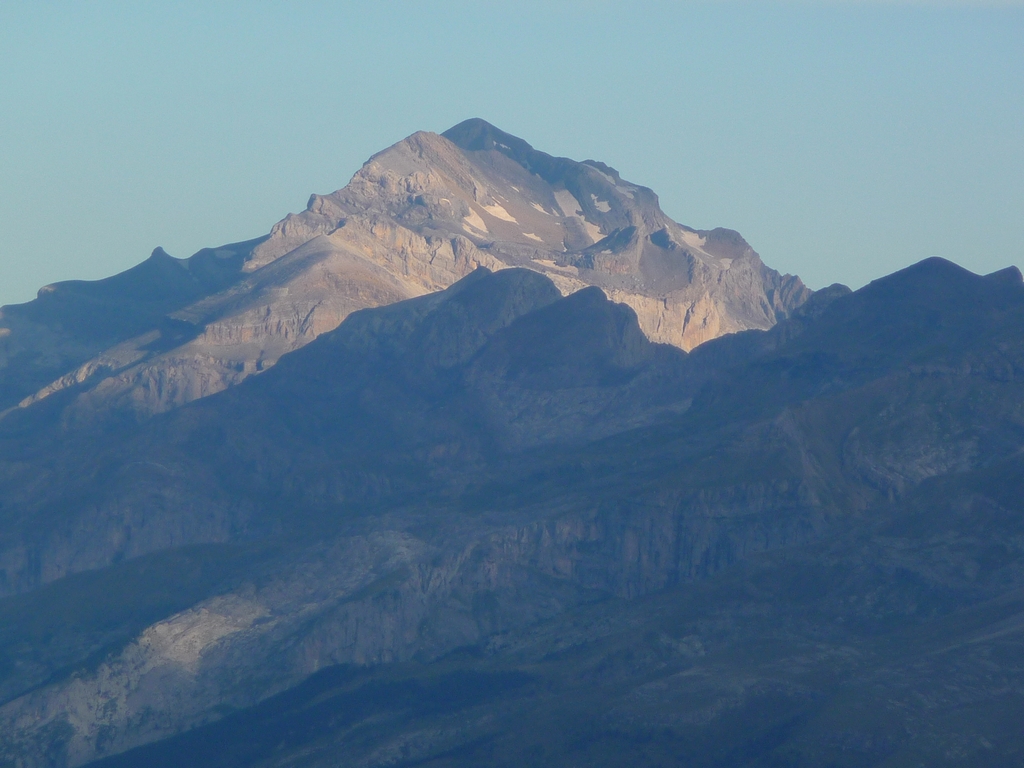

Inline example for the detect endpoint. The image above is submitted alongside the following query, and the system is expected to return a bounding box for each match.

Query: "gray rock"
[1,120,808,428]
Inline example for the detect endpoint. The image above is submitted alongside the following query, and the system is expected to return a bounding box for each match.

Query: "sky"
[1,1,1022,307]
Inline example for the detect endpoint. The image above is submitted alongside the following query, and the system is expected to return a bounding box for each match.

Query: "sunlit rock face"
[0,121,826,768]
[0,119,808,423]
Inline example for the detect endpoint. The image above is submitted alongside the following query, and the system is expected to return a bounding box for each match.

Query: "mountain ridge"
[0,255,1022,766]
[0,119,809,426]
[5,121,1022,767]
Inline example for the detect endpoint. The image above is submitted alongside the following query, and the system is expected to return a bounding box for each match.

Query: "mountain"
[0,119,808,424]
[0,257,1022,766]
[0,243,256,412]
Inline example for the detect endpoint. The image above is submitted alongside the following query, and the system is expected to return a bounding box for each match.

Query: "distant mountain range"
[0,123,1022,768]
[0,119,807,423]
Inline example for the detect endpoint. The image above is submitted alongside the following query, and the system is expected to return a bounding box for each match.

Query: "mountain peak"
[985,264,1023,285]
[864,256,993,301]
[442,118,535,155]
[1,119,812,427]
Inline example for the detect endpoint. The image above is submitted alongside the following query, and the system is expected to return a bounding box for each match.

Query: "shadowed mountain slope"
[0,241,259,411]
[0,258,1021,767]
[0,268,691,597]
[86,471,1024,768]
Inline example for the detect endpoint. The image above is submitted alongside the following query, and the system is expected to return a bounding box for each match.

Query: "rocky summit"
[0,123,1022,768]
[0,119,807,425]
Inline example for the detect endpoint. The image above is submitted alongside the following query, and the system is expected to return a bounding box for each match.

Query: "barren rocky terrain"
[0,258,1021,766]
[0,123,1021,768]
[0,119,806,427]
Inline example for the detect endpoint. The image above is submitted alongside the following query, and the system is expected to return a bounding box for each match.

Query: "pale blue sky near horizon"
[1,1,1022,307]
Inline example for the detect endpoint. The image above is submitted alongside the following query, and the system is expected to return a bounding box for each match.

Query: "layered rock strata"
[0,119,808,424]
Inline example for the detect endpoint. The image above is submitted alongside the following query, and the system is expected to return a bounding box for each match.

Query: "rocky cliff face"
[0,268,693,598]
[0,259,1022,767]
[6,117,1020,768]
[0,119,808,427]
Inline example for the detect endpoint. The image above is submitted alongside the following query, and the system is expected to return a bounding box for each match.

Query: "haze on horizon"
[1,1,1021,307]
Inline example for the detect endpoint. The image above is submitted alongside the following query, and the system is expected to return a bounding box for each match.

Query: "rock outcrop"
[0,119,808,425]
[0,259,1022,766]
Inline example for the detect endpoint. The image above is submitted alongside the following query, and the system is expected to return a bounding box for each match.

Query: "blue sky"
[1,1,1022,306]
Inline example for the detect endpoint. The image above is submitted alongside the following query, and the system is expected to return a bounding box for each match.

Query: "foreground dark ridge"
[0,256,1022,766]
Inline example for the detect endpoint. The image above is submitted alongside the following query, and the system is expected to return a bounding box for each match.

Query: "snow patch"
[523,232,543,242]
[680,230,707,249]
[554,189,583,218]
[483,202,518,223]
[590,194,611,213]
[531,202,550,215]
[553,189,602,243]
[582,220,603,244]
[463,209,489,233]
